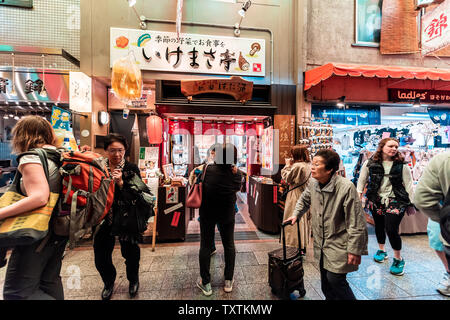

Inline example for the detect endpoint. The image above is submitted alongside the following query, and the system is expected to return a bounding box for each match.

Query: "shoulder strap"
[16,148,50,183]
[287,172,311,194]
[200,164,209,182]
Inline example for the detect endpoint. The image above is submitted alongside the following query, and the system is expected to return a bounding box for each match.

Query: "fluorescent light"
[403,113,429,117]
[128,0,136,7]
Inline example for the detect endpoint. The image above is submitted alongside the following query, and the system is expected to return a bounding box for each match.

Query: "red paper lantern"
[246,122,257,136]
[147,115,163,144]
[234,122,245,136]
[255,122,264,136]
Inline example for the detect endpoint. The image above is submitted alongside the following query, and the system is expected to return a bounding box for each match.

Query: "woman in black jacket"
[94,134,154,300]
[197,143,243,296]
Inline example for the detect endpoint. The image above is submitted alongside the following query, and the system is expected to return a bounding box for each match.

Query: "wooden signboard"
[274,115,296,165]
[180,76,253,103]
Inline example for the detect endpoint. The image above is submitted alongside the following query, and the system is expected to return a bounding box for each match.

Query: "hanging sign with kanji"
[421,0,450,55]
[110,28,265,77]
[180,76,253,102]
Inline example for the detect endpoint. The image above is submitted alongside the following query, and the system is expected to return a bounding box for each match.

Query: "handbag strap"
[285,172,311,195]
[12,148,51,189]
[199,164,209,183]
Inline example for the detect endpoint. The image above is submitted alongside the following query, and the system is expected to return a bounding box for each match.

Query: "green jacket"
[414,151,450,246]
[293,174,368,274]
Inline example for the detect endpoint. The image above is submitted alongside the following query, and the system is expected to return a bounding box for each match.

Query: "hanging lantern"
[147,115,163,144]
[255,122,264,136]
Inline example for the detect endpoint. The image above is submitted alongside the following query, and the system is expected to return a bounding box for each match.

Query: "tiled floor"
[0,198,449,300]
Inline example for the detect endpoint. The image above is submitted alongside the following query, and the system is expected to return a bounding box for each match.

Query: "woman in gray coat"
[284,149,368,300]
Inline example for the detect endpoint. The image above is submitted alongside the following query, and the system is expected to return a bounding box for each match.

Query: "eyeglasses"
[107,148,125,154]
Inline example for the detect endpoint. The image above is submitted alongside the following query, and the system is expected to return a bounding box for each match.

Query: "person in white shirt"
[357,138,413,276]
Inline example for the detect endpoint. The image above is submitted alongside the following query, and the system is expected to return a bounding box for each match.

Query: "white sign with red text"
[422,0,450,55]
[110,27,265,77]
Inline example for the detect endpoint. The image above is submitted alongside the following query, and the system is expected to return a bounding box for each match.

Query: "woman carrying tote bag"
[281,145,312,252]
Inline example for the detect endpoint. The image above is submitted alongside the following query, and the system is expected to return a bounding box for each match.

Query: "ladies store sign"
[110,27,265,77]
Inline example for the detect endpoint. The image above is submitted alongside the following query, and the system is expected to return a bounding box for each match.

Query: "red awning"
[304,63,450,90]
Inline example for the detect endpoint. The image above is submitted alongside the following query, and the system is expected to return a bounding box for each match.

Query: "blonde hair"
[11,116,58,154]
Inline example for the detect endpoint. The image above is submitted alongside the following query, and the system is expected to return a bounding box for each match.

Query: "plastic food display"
[111,51,143,105]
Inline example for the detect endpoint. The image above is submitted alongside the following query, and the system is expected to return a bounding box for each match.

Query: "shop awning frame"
[304,63,450,91]
[0,45,80,68]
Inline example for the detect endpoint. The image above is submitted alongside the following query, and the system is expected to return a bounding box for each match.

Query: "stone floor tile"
[61,274,105,298]
[253,251,269,265]
[137,271,166,291]
[241,265,268,284]
[385,272,444,296]
[140,246,175,257]
[302,262,321,280]
[161,269,196,290]
[235,252,259,266]
[347,276,411,300]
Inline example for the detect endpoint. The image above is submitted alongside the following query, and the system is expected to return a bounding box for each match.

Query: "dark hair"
[214,143,238,166]
[372,138,404,162]
[104,133,128,151]
[314,149,340,175]
[291,145,310,163]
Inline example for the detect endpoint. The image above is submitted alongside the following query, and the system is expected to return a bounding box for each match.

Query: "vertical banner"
[274,115,295,164]
[421,0,450,55]
[51,106,78,151]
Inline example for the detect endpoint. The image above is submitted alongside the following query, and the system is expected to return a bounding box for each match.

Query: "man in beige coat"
[285,149,368,300]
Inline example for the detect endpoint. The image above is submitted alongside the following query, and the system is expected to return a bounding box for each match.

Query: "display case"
[171,134,189,177]
[247,176,281,234]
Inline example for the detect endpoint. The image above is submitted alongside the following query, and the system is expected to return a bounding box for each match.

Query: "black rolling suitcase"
[268,220,306,299]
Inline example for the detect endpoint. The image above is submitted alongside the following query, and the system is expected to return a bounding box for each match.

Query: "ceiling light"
[337,96,345,108]
[412,97,421,108]
[14,115,19,120]
[8,113,13,118]
[3,114,8,120]
[128,0,136,7]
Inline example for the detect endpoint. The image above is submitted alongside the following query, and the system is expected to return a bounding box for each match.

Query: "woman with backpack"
[196,143,243,296]
[94,133,154,300]
[1,116,68,300]
[357,138,414,276]
[281,145,311,252]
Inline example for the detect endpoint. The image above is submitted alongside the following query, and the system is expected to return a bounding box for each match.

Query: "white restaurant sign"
[110,27,265,77]
[421,0,450,55]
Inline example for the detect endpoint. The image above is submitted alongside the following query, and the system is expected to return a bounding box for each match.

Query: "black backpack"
[440,186,450,244]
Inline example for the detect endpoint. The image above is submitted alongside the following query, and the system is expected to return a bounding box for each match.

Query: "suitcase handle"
[281,219,302,261]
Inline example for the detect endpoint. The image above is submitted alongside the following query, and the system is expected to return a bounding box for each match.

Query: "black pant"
[199,216,235,284]
[372,211,405,251]
[319,254,356,300]
[3,236,68,300]
[93,223,140,286]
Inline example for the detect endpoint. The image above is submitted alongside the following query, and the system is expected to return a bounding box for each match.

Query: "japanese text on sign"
[110,28,265,77]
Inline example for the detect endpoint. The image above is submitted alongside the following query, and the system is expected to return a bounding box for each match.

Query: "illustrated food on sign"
[238,52,250,71]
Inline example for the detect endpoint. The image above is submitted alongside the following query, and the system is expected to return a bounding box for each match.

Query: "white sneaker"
[437,272,450,297]
[224,279,234,293]
[197,279,212,296]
